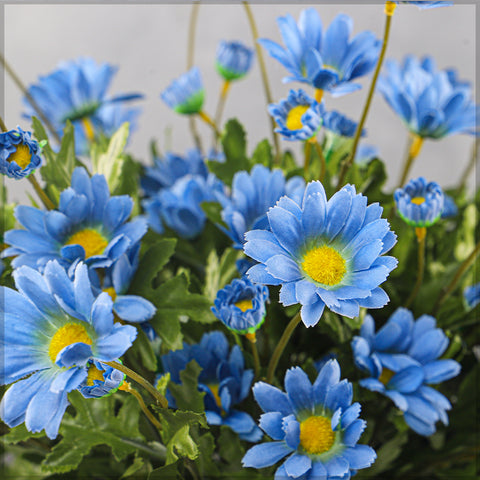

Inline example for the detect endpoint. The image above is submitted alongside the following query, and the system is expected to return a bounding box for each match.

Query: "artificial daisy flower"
[216,41,254,81]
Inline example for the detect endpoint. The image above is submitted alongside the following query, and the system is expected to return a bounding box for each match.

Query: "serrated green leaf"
[121,454,145,479]
[204,248,241,302]
[2,423,46,444]
[41,391,144,474]
[250,138,273,169]
[55,120,76,181]
[127,325,158,372]
[168,360,205,413]
[207,119,249,186]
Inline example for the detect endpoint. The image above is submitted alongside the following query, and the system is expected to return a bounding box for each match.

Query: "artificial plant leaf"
[167,359,205,413]
[204,247,241,302]
[250,138,273,169]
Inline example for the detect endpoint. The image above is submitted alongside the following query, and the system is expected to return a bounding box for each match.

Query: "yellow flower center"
[208,384,222,408]
[86,364,105,386]
[411,196,425,205]
[48,323,92,363]
[9,144,32,169]
[299,416,335,455]
[286,105,309,131]
[65,228,108,259]
[378,368,395,385]
[301,245,346,286]
[103,287,117,302]
[234,298,253,312]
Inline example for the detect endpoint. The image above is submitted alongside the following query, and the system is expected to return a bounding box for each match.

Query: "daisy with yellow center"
[65,228,109,259]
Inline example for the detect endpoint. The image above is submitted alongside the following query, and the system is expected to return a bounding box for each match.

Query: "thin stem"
[313,140,327,182]
[0,53,61,144]
[304,140,312,176]
[28,175,55,210]
[125,384,163,431]
[104,360,168,408]
[232,331,243,350]
[247,334,261,378]
[242,1,281,163]
[457,138,479,192]
[198,110,220,139]
[398,134,424,188]
[336,5,394,191]
[0,116,7,133]
[214,80,231,130]
[266,312,302,384]
[405,228,426,308]
[433,240,480,315]
[186,2,202,151]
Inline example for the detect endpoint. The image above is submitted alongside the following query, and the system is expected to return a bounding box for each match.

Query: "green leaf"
[201,201,228,229]
[206,118,249,186]
[55,120,76,182]
[148,461,179,479]
[217,425,246,472]
[250,138,273,169]
[2,423,46,444]
[41,391,144,474]
[120,454,145,479]
[167,360,205,413]
[126,325,158,372]
[204,248,241,302]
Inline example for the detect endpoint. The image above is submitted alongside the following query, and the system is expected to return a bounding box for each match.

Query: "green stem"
[28,175,56,210]
[405,229,426,308]
[0,116,7,133]
[214,80,231,132]
[119,437,166,460]
[313,140,327,182]
[0,53,61,144]
[336,7,394,191]
[127,385,163,431]
[104,360,168,409]
[457,138,479,192]
[304,140,312,176]
[397,134,424,188]
[433,240,480,315]
[266,312,302,384]
[248,336,261,379]
[242,1,281,164]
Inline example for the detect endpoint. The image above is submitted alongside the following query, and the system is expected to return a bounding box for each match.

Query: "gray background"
[2,2,477,203]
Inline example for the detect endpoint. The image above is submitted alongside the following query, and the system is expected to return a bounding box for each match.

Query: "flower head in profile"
[23,57,143,154]
[259,10,381,96]
[441,194,457,218]
[212,277,269,335]
[269,89,324,141]
[161,331,262,441]
[242,361,376,478]
[216,41,254,81]
[0,127,43,179]
[79,360,126,399]
[352,308,461,436]
[0,261,137,439]
[3,167,147,272]
[160,67,205,115]
[394,177,444,227]
[221,164,305,249]
[244,181,397,327]
[378,55,479,139]
[464,283,480,309]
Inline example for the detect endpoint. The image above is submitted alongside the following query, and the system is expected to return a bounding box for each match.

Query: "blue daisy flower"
[394,1,453,8]
[244,181,398,327]
[441,194,457,218]
[23,57,143,154]
[0,260,137,439]
[212,277,269,335]
[3,167,147,272]
[79,360,126,399]
[242,360,376,478]
[269,89,325,142]
[160,67,205,115]
[221,164,305,249]
[216,41,254,81]
[394,177,444,227]
[259,9,381,97]
[161,331,262,442]
[352,308,461,436]
[464,283,480,309]
[0,127,43,179]
[377,55,479,139]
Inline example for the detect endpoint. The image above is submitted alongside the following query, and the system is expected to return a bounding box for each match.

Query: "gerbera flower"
[244,181,397,327]
[160,331,262,442]
[212,277,269,335]
[216,41,254,81]
[258,9,381,96]
[352,308,461,436]
[269,89,324,141]
[242,361,376,478]
[3,167,147,272]
[221,165,305,249]
[377,55,478,140]
[394,177,444,227]
[0,261,137,439]
[23,57,143,154]
[0,127,43,179]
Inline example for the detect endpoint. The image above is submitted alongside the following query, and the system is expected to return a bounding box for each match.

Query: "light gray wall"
[3,2,477,203]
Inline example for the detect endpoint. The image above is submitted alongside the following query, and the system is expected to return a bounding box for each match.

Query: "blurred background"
[2,2,477,203]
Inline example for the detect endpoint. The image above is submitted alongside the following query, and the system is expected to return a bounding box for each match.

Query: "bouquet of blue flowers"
[1,2,478,479]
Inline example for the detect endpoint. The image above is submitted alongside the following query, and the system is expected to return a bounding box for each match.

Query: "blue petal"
[56,342,92,368]
[253,382,293,415]
[302,191,327,240]
[94,323,137,361]
[114,295,156,322]
[422,359,461,384]
[408,329,448,364]
[103,196,133,232]
[388,366,424,393]
[325,456,349,477]
[91,292,114,336]
[73,262,95,320]
[313,359,341,405]
[284,453,312,478]
[282,414,300,450]
[242,442,292,468]
[404,412,436,436]
[285,367,314,413]
[266,255,302,282]
[260,412,285,440]
[300,299,325,327]
[247,263,283,286]
[325,379,353,412]
[373,322,402,351]
[341,403,361,429]
[342,445,377,469]
[224,410,258,435]
[343,419,366,446]
[268,206,304,257]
